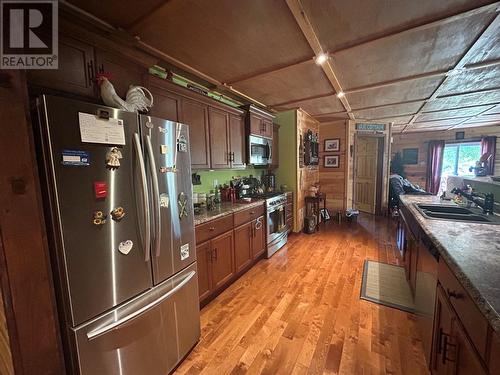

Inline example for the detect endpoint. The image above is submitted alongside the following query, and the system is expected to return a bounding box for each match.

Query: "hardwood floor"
[175,215,429,375]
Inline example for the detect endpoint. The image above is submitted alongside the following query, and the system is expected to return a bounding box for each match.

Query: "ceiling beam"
[226,57,313,85]
[403,10,500,132]
[446,104,499,130]
[285,0,354,120]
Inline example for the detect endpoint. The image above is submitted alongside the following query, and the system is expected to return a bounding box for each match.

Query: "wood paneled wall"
[319,120,348,213]
[392,126,500,189]
[296,110,319,230]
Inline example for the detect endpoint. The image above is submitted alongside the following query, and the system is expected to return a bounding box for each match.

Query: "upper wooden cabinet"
[28,35,96,97]
[148,83,181,122]
[94,49,146,99]
[208,107,231,169]
[244,105,275,139]
[181,98,211,169]
[229,114,246,169]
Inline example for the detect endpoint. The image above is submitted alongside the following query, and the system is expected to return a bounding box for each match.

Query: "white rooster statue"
[97,73,153,113]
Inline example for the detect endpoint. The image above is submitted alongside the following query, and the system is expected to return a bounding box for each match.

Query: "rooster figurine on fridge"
[96,72,154,113]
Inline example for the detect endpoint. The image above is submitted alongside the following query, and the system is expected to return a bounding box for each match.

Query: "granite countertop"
[399,195,500,333]
[194,200,265,226]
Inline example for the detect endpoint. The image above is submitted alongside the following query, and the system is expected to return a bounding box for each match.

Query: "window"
[441,142,481,177]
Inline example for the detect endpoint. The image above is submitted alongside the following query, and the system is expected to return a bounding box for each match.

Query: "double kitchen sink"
[415,204,500,225]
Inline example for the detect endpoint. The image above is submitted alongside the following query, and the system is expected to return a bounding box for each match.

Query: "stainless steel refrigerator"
[37,95,200,375]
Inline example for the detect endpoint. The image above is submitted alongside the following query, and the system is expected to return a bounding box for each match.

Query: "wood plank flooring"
[175,215,429,375]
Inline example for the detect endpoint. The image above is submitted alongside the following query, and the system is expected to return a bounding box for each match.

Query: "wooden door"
[211,231,234,290]
[432,285,456,375]
[451,319,487,375]
[249,115,262,136]
[148,85,181,122]
[95,49,146,99]
[251,216,266,259]
[234,223,252,272]
[261,119,273,138]
[181,98,210,169]
[208,108,230,169]
[196,241,212,302]
[28,35,95,97]
[354,136,379,214]
[229,114,246,168]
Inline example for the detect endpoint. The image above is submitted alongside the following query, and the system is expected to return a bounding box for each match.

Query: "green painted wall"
[274,110,297,195]
[192,167,264,193]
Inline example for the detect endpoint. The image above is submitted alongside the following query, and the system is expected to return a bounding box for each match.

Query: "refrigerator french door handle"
[86,270,196,341]
[146,134,161,258]
[134,133,151,262]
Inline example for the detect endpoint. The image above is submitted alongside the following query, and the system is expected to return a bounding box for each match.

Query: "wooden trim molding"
[0,71,65,374]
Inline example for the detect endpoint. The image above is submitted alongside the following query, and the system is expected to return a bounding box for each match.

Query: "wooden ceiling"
[67,0,500,133]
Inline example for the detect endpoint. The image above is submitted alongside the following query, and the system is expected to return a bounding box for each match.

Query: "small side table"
[305,193,326,230]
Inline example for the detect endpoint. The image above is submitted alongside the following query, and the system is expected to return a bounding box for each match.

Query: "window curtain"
[480,136,496,175]
[426,140,445,194]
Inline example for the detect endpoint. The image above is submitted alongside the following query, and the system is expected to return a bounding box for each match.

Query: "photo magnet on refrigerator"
[61,150,90,166]
[180,243,189,260]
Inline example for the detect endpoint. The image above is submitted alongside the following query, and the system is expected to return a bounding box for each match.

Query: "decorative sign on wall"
[402,148,419,165]
[324,155,339,168]
[356,123,386,131]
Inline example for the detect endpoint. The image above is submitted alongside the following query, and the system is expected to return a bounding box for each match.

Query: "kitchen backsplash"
[192,168,263,193]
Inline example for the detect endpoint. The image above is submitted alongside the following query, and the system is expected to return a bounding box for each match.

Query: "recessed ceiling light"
[314,52,328,65]
[337,91,345,98]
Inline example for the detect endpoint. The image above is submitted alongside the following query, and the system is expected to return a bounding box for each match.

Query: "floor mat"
[360,260,415,313]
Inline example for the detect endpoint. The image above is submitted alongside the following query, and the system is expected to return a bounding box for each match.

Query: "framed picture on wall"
[324,155,339,168]
[402,148,419,165]
[324,138,340,152]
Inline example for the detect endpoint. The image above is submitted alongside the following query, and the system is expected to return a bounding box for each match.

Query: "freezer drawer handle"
[146,135,161,258]
[86,270,196,341]
[134,133,151,262]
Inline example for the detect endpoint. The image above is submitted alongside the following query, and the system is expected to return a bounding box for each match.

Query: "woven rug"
[360,260,415,313]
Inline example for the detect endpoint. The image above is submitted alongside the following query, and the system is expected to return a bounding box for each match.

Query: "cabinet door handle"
[214,248,218,260]
[209,227,215,231]
[208,249,213,263]
[87,60,95,84]
[250,211,255,215]
[99,63,104,74]
[447,289,463,299]
[441,333,456,364]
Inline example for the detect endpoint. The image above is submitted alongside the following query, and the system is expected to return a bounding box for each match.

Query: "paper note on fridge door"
[79,112,126,145]
[180,244,189,260]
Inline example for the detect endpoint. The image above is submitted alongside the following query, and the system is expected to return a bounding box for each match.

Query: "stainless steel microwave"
[248,135,272,166]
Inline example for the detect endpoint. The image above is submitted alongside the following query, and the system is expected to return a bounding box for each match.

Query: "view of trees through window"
[441,142,482,177]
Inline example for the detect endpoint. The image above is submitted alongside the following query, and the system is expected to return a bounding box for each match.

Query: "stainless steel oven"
[249,135,272,166]
[266,194,288,258]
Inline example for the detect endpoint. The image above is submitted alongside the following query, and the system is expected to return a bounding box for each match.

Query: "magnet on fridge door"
[105,147,123,169]
[180,243,189,260]
[160,193,169,208]
[110,207,125,221]
[177,135,188,153]
[61,150,90,166]
[92,211,107,226]
[118,240,133,255]
[160,144,168,154]
[94,181,107,199]
[178,192,188,219]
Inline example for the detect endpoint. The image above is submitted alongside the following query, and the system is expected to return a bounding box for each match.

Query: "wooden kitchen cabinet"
[209,107,231,169]
[229,114,246,168]
[234,222,253,272]
[146,80,181,122]
[94,49,146,99]
[211,231,235,290]
[251,216,266,259]
[195,229,235,303]
[432,285,487,375]
[196,241,212,302]
[244,105,275,140]
[181,98,211,169]
[28,35,96,97]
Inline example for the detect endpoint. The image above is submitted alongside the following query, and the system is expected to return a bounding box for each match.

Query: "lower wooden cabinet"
[432,285,487,375]
[251,216,266,259]
[196,230,235,302]
[234,222,253,272]
[211,231,235,289]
